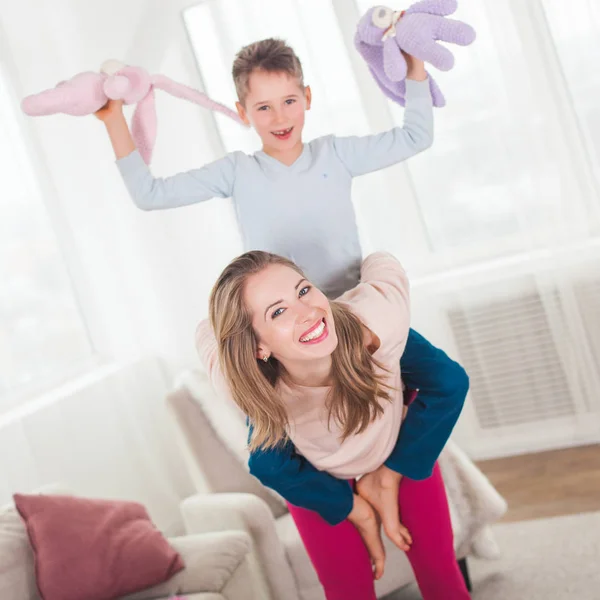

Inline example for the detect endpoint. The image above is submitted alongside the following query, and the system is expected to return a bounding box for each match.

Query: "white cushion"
[0,502,38,600]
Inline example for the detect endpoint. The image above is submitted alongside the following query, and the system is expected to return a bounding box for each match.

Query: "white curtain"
[184,0,600,458]
[0,0,207,529]
[396,0,600,458]
[0,62,93,411]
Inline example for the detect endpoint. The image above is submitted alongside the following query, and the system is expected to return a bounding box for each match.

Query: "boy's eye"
[258,105,269,111]
[285,98,296,105]
[299,286,311,297]
[271,307,285,319]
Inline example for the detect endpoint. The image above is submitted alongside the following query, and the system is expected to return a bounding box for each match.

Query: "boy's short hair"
[232,38,304,105]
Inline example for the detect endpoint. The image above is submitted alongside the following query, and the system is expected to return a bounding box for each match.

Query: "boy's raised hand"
[94,98,124,123]
[402,52,428,81]
[94,99,135,159]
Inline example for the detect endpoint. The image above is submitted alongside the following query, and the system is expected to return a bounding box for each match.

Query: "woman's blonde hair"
[209,251,393,451]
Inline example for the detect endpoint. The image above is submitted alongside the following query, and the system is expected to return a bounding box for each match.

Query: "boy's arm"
[332,59,433,177]
[98,99,236,211]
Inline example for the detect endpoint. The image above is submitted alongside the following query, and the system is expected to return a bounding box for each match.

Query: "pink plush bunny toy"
[21,60,246,164]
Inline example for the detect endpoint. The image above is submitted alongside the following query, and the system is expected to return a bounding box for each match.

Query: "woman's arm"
[340,252,411,365]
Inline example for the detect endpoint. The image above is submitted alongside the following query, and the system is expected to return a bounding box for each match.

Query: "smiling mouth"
[272,127,293,138]
[299,318,327,343]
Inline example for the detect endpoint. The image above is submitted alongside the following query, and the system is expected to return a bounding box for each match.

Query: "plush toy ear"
[128,74,246,165]
[151,74,246,126]
[131,89,157,164]
[405,0,458,17]
[428,74,446,107]
[382,39,407,82]
[21,72,107,117]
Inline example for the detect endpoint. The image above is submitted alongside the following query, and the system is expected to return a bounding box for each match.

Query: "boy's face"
[236,70,311,155]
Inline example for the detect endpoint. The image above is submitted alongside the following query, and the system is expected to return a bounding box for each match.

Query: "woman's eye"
[271,307,285,319]
[299,286,311,297]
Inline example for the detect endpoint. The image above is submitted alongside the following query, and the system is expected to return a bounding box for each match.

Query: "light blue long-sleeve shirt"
[116,79,433,298]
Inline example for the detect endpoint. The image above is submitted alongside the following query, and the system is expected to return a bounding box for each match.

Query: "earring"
[262,355,269,363]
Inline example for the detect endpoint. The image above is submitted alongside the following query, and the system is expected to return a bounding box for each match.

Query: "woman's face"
[244,264,338,365]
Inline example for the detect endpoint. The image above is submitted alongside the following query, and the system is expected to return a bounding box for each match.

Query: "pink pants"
[287,463,470,600]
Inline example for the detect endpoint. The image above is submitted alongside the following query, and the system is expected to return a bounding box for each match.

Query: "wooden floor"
[475,444,600,523]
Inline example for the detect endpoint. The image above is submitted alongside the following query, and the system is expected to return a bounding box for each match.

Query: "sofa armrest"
[181,493,299,600]
[121,531,254,599]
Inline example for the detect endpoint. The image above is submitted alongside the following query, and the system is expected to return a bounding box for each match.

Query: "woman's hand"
[356,464,413,552]
[347,493,386,580]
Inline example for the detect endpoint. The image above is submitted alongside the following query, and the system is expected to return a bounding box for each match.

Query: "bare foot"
[357,465,413,552]
[347,494,386,580]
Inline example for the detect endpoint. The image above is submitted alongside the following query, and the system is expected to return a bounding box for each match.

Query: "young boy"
[96,38,469,560]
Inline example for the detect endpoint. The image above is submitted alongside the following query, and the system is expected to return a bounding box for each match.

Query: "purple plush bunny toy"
[355,0,476,107]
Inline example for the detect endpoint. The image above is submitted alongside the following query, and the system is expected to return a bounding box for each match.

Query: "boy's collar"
[258,143,308,169]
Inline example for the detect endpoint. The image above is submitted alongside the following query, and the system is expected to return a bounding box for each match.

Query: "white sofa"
[168,369,508,600]
[0,485,260,600]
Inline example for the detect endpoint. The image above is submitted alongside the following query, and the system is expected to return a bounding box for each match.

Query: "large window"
[354,0,600,253]
[0,67,93,408]
[541,0,600,197]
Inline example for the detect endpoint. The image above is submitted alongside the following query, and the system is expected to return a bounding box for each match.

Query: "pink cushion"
[13,493,184,600]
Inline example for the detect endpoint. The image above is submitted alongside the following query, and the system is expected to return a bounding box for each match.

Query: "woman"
[196,250,470,600]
